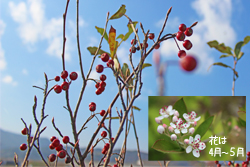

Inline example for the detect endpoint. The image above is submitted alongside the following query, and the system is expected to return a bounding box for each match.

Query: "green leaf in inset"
[207,40,219,48]
[116,34,125,40]
[95,26,108,42]
[204,110,210,121]
[87,46,108,56]
[234,41,244,59]
[193,116,214,138]
[142,63,152,70]
[238,111,246,122]
[109,5,126,20]
[219,54,232,59]
[208,62,232,71]
[152,139,185,154]
[132,106,141,111]
[237,52,244,60]
[173,98,188,120]
[238,117,246,127]
[123,22,138,42]
[243,36,250,46]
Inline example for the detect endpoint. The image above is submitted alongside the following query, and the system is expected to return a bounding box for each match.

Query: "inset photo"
[148,96,246,161]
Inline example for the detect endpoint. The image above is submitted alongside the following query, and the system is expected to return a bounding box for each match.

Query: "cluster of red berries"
[101,137,114,155]
[214,151,250,167]
[54,70,78,94]
[20,127,29,151]
[95,74,107,95]
[48,136,71,163]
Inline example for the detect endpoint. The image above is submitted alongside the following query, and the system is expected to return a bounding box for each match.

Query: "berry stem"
[173,37,181,51]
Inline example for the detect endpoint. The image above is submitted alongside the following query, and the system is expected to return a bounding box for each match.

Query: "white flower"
[171,134,177,141]
[186,134,206,158]
[157,125,165,134]
[189,127,195,134]
[172,116,178,123]
[184,139,189,144]
[156,105,176,121]
[183,111,201,124]
[170,118,190,134]
[168,126,174,132]
[155,117,162,124]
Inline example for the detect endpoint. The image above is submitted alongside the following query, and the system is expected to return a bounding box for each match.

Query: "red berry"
[89,102,96,108]
[184,27,193,36]
[104,143,110,150]
[129,46,136,53]
[247,156,250,162]
[247,151,250,156]
[217,164,221,167]
[21,127,28,135]
[183,40,192,50]
[98,122,105,127]
[49,143,55,150]
[235,163,239,167]
[54,85,62,94]
[57,150,66,159]
[52,139,60,147]
[95,82,100,89]
[96,89,102,95]
[101,148,107,154]
[98,86,105,93]
[62,136,70,144]
[228,161,231,166]
[178,50,186,58]
[154,43,160,49]
[69,72,78,80]
[89,105,96,112]
[148,33,155,40]
[176,31,185,41]
[100,74,106,81]
[55,144,63,151]
[65,156,71,164]
[55,76,60,82]
[140,43,148,49]
[20,143,27,151]
[111,137,114,141]
[100,110,105,116]
[130,39,137,45]
[49,154,56,162]
[214,161,219,164]
[101,53,110,62]
[96,64,104,73]
[61,70,68,79]
[100,81,106,88]
[107,59,114,67]
[50,136,57,142]
[101,131,107,138]
[179,24,186,32]
[180,55,197,72]
[61,81,69,91]
[112,165,118,167]
[27,136,33,143]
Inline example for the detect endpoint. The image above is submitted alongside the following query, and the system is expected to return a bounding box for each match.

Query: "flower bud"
[172,116,178,123]
[171,134,177,141]
[193,121,197,126]
[184,139,189,144]
[157,125,165,134]
[163,124,167,129]
[174,110,179,117]
[168,126,174,132]
[155,117,162,124]
[189,127,195,134]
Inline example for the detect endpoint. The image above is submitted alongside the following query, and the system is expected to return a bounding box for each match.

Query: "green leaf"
[87,47,108,56]
[152,139,185,154]
[234,41,244,59]
[142,63,152,70]
[207,40,232,54]
[193,116,214,139]
[116,34,125,40]
[113,57,120,72]
[121,63,129,80]
[237,52,244,60]
[238,111,246,122]
[204,110,210,121]
[243,36,250,46]
[123,21,138,42]
[219,54,232,58]
[233,70,239,78]
[95,26,108,42]
[208,62,232,71]
[109,5,126,20]
[132,106,141,111]
[238,117,246,127]
[173,98,188,120]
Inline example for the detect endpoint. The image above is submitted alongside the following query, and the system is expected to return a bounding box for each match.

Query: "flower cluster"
[155,105,205,158]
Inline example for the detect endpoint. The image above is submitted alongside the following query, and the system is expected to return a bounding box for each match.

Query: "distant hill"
[0,129,147,163]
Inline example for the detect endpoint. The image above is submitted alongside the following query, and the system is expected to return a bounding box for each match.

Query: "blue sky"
[0,0,249,154]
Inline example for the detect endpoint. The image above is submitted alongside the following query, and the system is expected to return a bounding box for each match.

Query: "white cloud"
[22,69,28,75]
[156,17,180,31]
[117,47,129,65]
[88,37,99,46]
[0,20,6,71]
[8,0,86,61]
[2,75,18,86]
